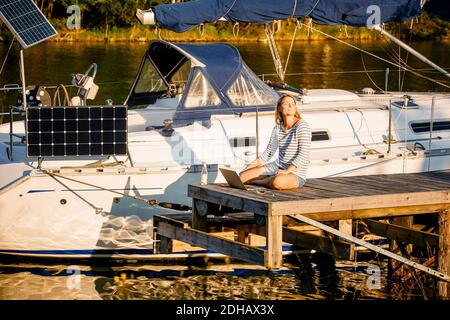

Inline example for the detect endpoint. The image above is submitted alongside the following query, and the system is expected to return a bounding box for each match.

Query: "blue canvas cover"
[175,42,242,91]
[126,40,279,124]
[153,0,429,33]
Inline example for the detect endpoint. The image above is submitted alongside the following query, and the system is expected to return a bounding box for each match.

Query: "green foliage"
[0,2,449,42]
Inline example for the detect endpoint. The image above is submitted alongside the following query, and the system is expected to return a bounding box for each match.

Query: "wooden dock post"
[192,198,208,232]
[438,209,450,299]
[339,219,354,260]
[388,216,414,281]
[265,214,283,269]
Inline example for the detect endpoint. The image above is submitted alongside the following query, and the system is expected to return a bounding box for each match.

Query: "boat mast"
[373,24,450,79]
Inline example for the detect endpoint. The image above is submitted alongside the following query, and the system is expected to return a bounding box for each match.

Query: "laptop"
[219,168,247,190]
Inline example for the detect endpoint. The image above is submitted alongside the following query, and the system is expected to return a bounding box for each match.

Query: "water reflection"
[0,256,395,300]
[1,40,449,118]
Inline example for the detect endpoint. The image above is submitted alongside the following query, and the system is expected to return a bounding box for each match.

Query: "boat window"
[227,64,279,107]
[392,101,419,109]
[229,137,257,148]
[411,120,450,133]
[312,131,330,141]
[170,58,191,87]
[134,56,168,94]
[185,69,221,108]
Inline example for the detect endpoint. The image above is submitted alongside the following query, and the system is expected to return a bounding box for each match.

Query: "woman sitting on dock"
[239,94,312,190]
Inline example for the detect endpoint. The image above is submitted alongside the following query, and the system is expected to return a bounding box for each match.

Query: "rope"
[400,19,415,91]
[264,24,285,82]
[283,19,300,77]
[359,30,383,91]
[52,84,72,106]
[232,22,240,38]
[44,170,158,207]
[297,21,450,89]
[199,23,205,37]
[291,0,298,17]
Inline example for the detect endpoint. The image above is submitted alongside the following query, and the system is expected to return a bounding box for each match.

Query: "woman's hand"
[243,158,263,171]
[278,165,297,175]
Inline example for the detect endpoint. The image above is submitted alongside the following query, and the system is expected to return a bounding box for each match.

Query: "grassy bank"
[1,15,449,43]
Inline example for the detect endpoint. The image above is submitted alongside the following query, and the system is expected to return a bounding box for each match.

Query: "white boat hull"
[1,90,449,259]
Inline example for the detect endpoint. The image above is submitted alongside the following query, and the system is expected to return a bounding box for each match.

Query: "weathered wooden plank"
[157,221,266,266]
[398,172,450,189]
[154,215,189,229]
[279,186,352,200]
[282,227,353,260]
[419,171,450,183]
[314,177,391,195]
[365,219,439,248]
[438,209,450,299]
[188,184,270,215]
[340,176,413,194]
[270,189,450,216]
[209,183,306,202]
[303,204,450,221]
[305,179,382,196]
[380,174,450,191]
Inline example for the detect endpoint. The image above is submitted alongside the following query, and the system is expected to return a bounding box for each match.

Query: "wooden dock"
[154,170,450,298]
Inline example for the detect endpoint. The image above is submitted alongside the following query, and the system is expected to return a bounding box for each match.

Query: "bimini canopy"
[152,0,449,33]
[126,40,279,124]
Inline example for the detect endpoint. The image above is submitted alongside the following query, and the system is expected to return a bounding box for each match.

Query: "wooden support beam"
[339,219,355,260]
[283,227,353,260]
[156,221,266,266]
[290,214,450,283]
[158,235,173,254]
[438,210,450,299]
[365,219,439,248]
[387,216,414,281]
[188,185,270,216]
[234,224,352,260]
[270,190,450,216]
[192,198,207,232]
[303,204,450,222]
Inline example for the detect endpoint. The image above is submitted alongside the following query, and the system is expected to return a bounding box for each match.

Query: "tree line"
[34,1,169,30]
[0,1,448,40]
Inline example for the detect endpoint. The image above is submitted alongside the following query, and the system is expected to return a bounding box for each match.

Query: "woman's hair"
[275,94,301,124]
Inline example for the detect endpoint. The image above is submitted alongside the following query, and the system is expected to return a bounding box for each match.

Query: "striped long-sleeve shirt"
[259,119,312,180]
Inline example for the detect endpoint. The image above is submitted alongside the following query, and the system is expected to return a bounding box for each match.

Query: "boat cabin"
[125,40,280,127]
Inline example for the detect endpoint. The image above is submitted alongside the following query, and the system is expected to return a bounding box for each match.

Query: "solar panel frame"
[25,106,128,158]
[0,0,58,49]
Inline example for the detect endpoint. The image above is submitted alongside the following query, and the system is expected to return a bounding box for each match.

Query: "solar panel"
[26,106,128,157]
[0,0,58,49]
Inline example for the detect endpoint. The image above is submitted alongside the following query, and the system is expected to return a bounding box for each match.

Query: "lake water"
[1,40,449,119]
[0,40,448,300]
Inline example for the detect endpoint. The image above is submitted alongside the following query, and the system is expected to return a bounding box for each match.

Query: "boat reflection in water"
[0,258,398,300]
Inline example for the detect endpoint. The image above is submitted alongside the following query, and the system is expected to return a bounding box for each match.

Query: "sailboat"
[0,0,449,259]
